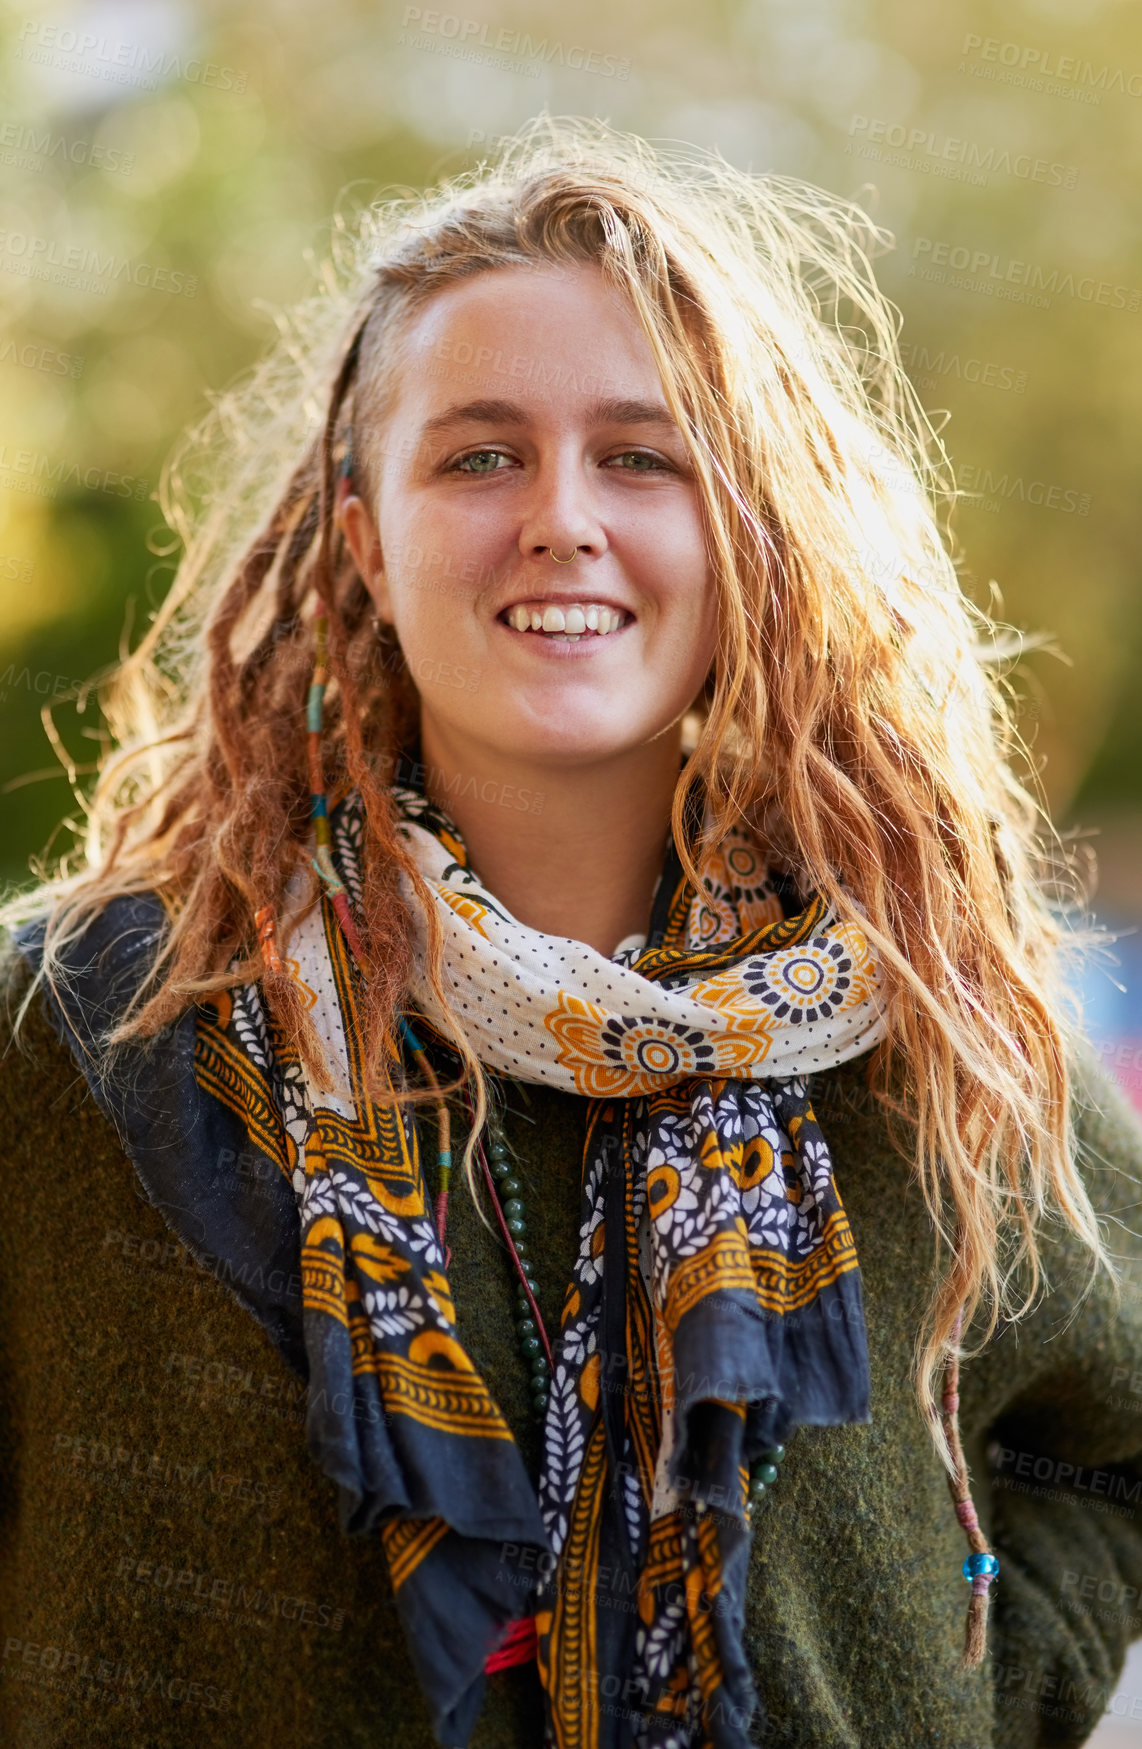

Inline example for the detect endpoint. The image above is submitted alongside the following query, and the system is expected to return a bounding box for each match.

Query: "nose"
[517,452,607,563]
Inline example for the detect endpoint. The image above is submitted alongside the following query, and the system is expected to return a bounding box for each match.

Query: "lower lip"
[495,616,633,656]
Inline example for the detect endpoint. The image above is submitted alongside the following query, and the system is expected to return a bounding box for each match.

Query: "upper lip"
[496,592,634,617]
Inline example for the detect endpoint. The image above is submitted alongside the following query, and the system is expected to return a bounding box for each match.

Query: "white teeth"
[503,602,628,636]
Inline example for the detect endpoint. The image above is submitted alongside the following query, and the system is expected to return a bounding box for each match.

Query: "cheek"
[394,596,454,661]
[386,544,475,627]
[666,559,718,658]
[631,498,703,563]
[383,495,505,613]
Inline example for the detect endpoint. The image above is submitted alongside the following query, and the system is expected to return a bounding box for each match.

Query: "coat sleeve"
[967,1045,1142,1749]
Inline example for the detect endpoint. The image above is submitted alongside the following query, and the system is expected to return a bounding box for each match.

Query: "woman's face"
[341,261,717,774]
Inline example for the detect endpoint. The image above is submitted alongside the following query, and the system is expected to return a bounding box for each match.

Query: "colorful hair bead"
[254,903,284,977]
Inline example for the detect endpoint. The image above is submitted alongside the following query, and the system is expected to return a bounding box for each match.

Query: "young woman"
[3,118,1142,1749]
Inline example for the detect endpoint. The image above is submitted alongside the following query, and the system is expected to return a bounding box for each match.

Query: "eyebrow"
[418,395,678,439]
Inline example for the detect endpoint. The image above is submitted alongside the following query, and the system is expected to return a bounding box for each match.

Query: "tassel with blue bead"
[940,1304,999,1667]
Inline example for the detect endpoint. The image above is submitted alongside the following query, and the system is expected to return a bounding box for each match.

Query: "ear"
[338,486,393,623]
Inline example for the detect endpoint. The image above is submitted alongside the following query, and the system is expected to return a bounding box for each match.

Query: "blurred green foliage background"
[0,0,1139,904]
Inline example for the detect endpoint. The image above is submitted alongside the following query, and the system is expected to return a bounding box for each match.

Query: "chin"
[526,738,668,774]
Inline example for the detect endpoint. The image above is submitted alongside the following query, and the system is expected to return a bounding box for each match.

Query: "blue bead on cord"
[962,1552,1000,1582]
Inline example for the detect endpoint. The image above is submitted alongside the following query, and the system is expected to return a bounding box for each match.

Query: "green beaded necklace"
[403,1018,786,1503]
[479,1116,552,1420]
[747,1444,786,1511]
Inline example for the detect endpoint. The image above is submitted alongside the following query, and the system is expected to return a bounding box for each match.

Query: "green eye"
[609,451,667,471]
[453,449,511,473]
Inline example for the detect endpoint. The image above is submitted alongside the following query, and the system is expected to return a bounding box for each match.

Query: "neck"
[411,724,685,957]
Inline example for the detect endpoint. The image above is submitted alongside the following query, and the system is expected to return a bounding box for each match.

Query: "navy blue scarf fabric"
[13,793,877,1748]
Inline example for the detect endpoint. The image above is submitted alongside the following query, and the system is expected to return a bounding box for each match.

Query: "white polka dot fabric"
[300,785,889,1098]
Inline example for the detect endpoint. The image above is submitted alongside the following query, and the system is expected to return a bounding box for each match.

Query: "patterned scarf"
[194,779,886,1748]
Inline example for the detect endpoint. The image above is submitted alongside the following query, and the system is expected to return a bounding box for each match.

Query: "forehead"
[391,261,665,421]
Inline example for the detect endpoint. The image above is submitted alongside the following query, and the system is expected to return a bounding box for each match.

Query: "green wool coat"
[2,942,1142,1748]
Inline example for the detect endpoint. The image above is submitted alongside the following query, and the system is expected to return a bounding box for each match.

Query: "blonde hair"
[2,115,1108,1465]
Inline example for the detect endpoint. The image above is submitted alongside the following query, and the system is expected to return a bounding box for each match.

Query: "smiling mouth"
[498,601,632,642]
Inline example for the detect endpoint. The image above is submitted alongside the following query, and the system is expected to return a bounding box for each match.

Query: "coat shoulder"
[0,927,92,1119]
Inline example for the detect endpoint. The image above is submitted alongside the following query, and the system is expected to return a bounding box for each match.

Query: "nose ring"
[548,547,578,564]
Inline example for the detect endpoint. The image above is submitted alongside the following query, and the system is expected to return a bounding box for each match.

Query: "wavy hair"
[2,115,1109,1464]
